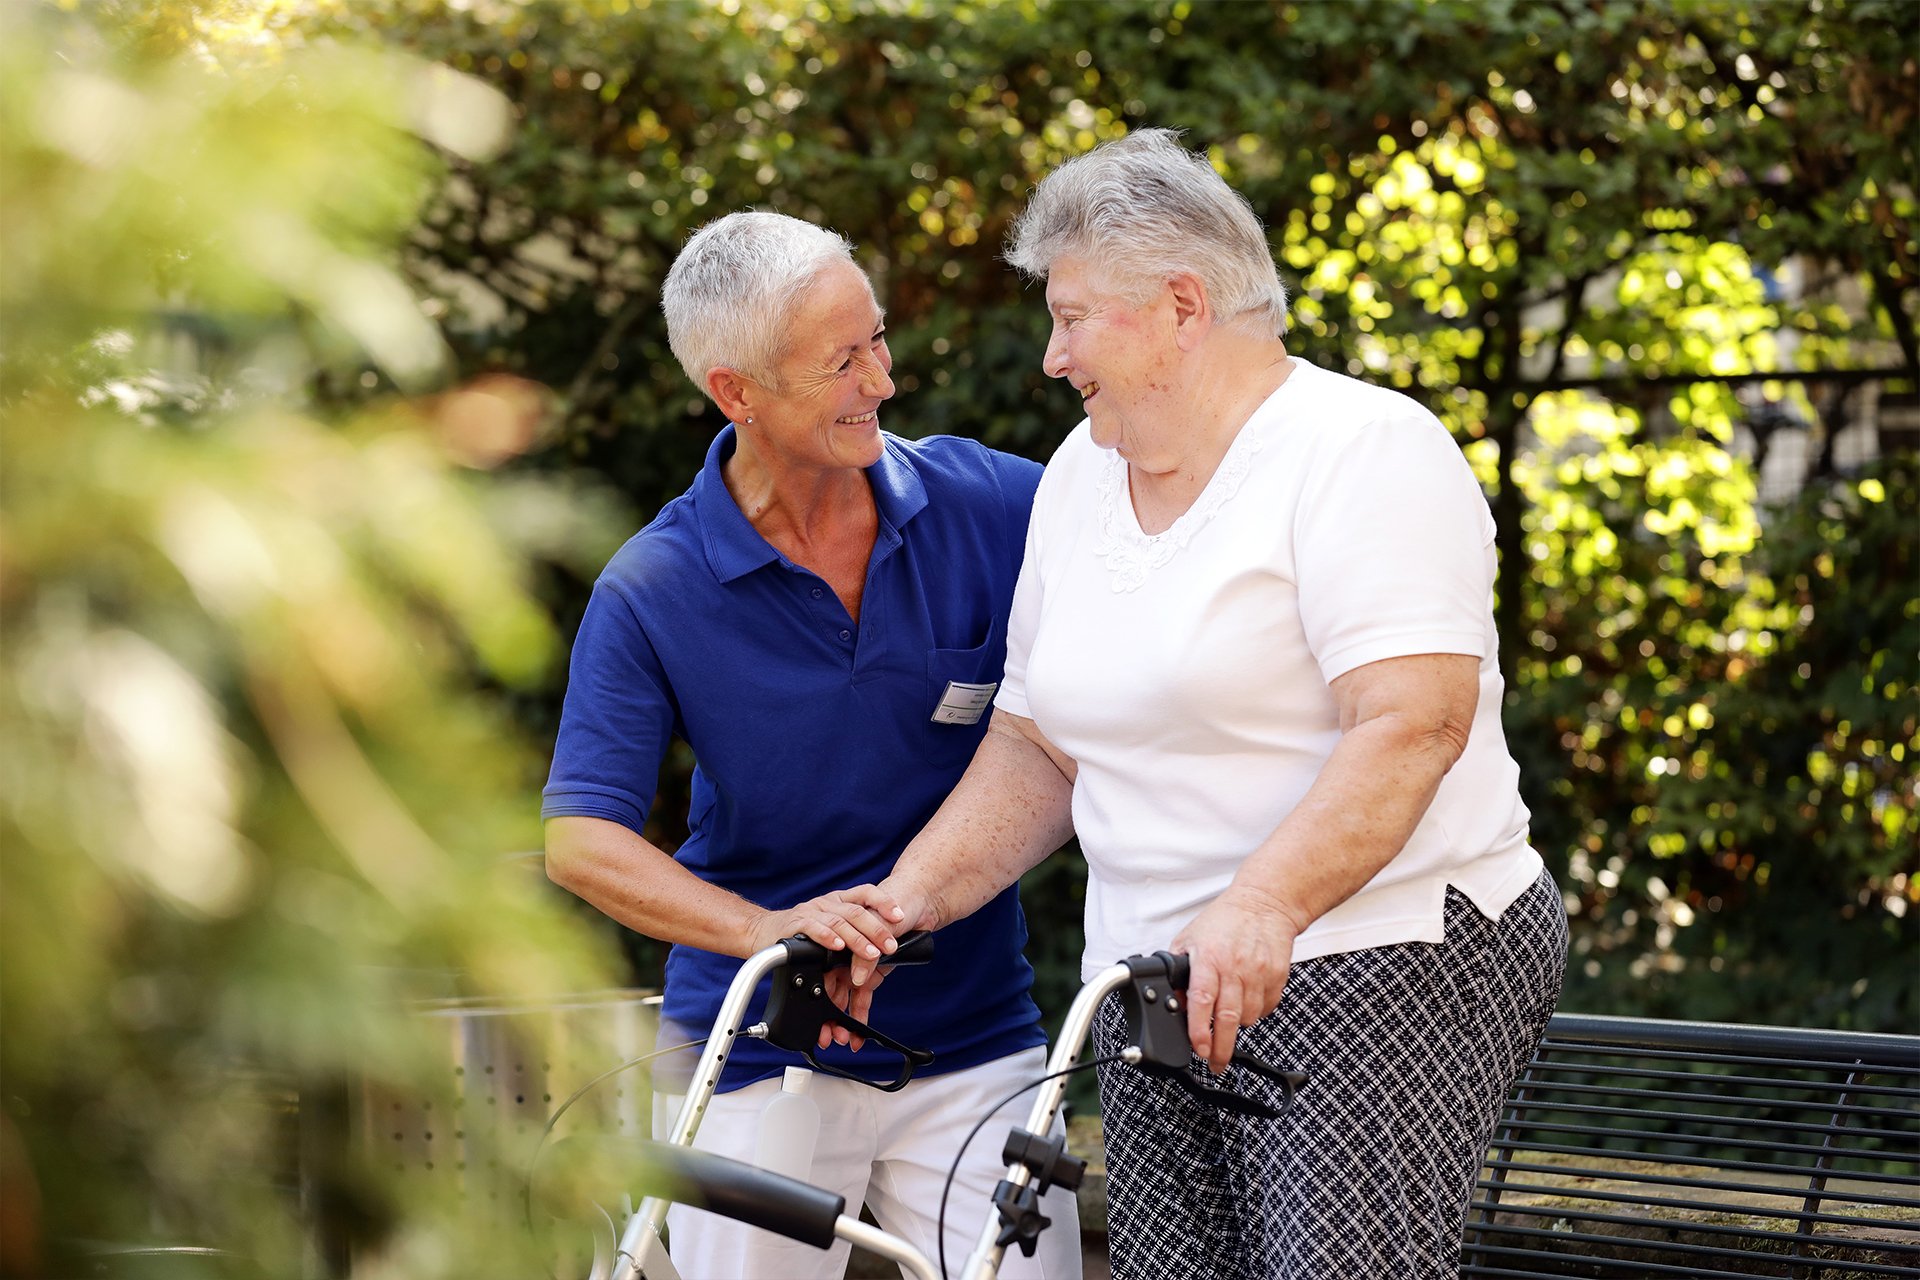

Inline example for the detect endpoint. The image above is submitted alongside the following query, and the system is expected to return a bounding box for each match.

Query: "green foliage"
[1507,404,1917,1029]
[0,2,629,1274]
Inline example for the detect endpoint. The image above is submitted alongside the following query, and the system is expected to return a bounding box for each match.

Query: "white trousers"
[653,1046,1082,1280]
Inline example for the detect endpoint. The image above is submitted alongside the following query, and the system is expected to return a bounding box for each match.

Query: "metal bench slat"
[1541,1016,1920,1068]
[1490,1117,1920,1166]
[1517,1060,1920,1101]
[1496,1096,1917,1145]
[1486,1135,1920,1186]
[1506,1075,1920,1121]
[1537,1042,1920,1078]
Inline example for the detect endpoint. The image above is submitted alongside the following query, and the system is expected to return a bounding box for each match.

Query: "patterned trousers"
[1092,871,1568,1280]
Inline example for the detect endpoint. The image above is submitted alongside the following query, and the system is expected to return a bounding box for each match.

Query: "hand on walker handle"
[820,968,871,1050]
[744,884,907,1049]
[746,883,906,960]
[1171,886,1307,1074]
[845,879,937,990]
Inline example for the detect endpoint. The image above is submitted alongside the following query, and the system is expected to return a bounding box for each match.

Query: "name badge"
[931,680,998,726]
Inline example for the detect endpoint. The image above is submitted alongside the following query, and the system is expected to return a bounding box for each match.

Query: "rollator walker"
[561,933,1306,1280]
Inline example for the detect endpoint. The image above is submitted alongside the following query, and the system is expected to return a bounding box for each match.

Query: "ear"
[1165,273,1212,351]
[705,366,758,426]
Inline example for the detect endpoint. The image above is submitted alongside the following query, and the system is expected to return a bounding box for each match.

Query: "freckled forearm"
[887,717,1075,927]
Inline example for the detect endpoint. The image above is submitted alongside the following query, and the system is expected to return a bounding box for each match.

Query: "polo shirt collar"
[869,433,929,529]
[694,425,930,585]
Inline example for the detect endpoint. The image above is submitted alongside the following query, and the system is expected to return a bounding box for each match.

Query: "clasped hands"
[744,883,921,1051]
[753,881,1304,1071]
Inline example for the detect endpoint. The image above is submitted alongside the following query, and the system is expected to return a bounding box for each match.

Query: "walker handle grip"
[629,1140,846,1249]
[780,929,934,972]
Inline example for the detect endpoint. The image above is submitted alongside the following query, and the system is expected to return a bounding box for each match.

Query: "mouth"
[1077,382,1100,403]
[836,409,878,426]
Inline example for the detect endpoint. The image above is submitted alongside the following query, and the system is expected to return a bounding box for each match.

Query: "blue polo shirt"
[544,426,1047,1090]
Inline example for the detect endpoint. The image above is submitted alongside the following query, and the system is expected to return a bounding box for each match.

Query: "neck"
[1130,335,1293,516]
[724,429,873,547]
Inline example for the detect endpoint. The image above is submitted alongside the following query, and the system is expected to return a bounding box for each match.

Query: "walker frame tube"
[959,961,1135,1280]
[837,1216,941,1280]
[609,940,792,1280]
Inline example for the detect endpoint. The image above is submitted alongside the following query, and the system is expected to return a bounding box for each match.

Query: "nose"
[857,348,895,400]
[1041,323,1069,379]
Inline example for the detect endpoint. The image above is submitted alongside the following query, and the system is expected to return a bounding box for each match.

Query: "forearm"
[545,816,765,957]
[1230,708,1464,931]
[886,712,1076,930]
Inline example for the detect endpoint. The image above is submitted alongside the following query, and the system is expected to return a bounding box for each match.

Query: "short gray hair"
[662,211,862,394]
[1006,128,1289,335]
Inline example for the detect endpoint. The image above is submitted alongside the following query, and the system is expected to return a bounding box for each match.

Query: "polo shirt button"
[839,629,852,641]
[811,588,823,599]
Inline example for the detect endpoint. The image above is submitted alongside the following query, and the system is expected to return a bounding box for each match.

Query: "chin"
[842,432,886,468]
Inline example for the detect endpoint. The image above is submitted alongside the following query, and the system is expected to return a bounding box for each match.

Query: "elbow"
[543,834,590,898]
[1420,708,1473,772]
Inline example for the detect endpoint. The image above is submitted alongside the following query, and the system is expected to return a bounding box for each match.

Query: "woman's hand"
[1170,885,1309,1074]
[845,877,939,990]
[820,966,883,1050]
[745,885,907,1050]
[745,883,908,961]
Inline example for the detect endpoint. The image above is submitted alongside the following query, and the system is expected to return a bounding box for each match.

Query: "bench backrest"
[1464,1012,1920,1278]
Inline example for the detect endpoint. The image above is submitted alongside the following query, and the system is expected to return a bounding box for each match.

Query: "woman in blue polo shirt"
[542,212,1079,1279]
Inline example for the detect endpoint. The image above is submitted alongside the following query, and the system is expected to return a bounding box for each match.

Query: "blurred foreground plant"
[0,3,631,1274]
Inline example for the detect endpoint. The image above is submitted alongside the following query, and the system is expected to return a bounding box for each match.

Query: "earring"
[745,416,753,424]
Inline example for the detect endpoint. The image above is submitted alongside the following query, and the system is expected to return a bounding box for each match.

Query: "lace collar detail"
[1091,415,1269,594]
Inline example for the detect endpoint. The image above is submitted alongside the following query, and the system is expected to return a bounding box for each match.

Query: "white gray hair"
[662,211,862,394]
[1006,128,1289,335]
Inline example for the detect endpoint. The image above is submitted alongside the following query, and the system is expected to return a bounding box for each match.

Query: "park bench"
[1460,1012,1920,1278]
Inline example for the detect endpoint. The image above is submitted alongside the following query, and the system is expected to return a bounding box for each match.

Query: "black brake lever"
[1167,1071,1284,1119]
[1170,1047,1309,1119]
[1116,949,1309,1119]
[1230,1046,1310,1096]
[793,1026,935,1092]
[760,931,937,1091]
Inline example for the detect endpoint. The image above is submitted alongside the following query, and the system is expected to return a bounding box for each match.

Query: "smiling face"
[746,259,895,473]
[1041,255,1180,460]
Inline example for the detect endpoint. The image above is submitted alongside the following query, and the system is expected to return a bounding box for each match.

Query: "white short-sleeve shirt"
[997,358,1544,980]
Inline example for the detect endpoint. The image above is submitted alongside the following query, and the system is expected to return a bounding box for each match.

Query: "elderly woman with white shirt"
[854,130,1568,1278]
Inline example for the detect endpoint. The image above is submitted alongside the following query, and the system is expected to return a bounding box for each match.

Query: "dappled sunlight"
[77,630,255,917]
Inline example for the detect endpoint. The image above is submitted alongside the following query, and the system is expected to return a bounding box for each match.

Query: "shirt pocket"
[920,625,1006,768]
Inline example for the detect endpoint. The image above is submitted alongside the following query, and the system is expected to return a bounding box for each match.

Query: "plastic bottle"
[752,1066,820,1182]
